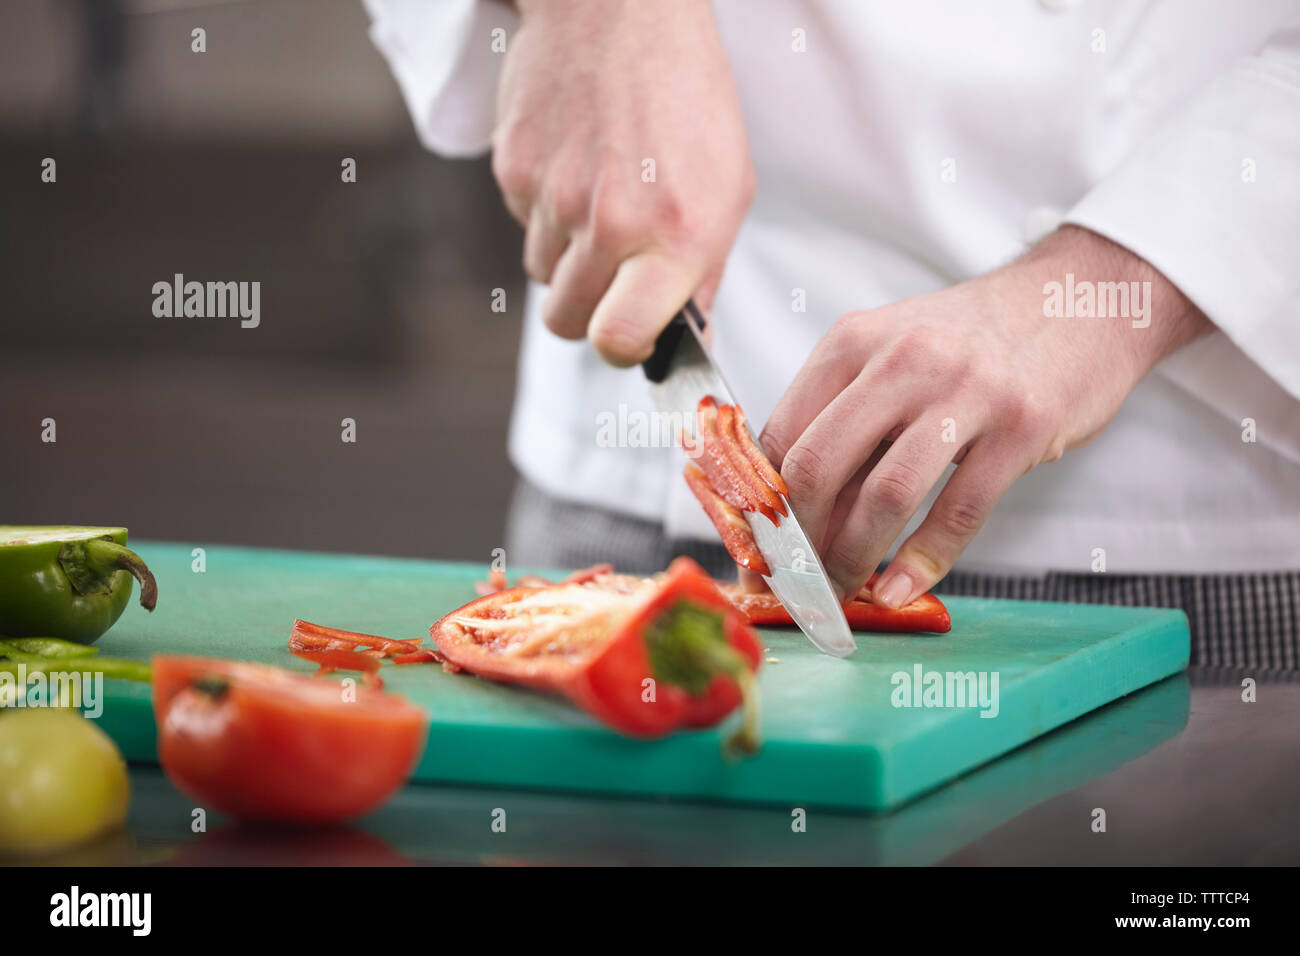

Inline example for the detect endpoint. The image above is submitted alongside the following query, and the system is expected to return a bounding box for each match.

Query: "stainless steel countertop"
[18,669,1297,867]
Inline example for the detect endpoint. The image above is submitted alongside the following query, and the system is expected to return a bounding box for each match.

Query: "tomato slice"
[152,656,427,824]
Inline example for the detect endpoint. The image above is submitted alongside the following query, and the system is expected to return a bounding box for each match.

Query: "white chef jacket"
[364,0,1300,575]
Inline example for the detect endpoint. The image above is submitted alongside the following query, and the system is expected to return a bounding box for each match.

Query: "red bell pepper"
[288,619,435,677]
[289,646,385,687]
[681,396,788,571]
[721,574,951,633]
[291,619,421,657]
[681,400,951,634]
[430,556,764,753]
[474,562,617,596]
[560,562,615,584]
[731,405,789,501]
[691,397,763,515]
[716,403,783,521]
[683,464,771,576]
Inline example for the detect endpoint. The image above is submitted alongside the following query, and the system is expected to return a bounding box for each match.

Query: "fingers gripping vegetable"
[0,708,130,856]
[0,526,158,645]
[153,657,427,824]
[432,557,764,754]
[680,400,953,633]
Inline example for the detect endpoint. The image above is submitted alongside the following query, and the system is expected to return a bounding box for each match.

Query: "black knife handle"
[642,300,708,383]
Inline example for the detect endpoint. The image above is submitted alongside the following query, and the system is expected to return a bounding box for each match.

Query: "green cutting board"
[84,543,1187,812]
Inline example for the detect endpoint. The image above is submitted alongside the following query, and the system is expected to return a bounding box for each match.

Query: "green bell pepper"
[0,526,158,645]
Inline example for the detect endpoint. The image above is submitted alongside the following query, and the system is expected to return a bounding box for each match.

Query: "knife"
[642,300,857,658]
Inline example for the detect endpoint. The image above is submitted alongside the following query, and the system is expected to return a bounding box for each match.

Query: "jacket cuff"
[363,0,517,158]
[1063,29,1300,405]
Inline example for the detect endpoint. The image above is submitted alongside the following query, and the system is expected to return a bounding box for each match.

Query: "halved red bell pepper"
[430,556,764,753]
[721,574,951,633]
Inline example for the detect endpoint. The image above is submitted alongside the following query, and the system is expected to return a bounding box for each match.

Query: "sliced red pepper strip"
[289,646,384,688]
[289,631,353,652]
[515,574,556,588]
[683,464,770,576]
[731,405,790,502]
[476,563,614,595]
[561,563,615,585]
[692,397,757,512]
[720,574,951,633]
[430,557,764,752]
[716,403,781,523]
[291,619,420,657]
[392,647,446,665]
[475,567,509,595]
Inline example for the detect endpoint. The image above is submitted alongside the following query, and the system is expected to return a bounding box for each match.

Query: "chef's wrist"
[514,0,708,21]
[1018,224,1213,378]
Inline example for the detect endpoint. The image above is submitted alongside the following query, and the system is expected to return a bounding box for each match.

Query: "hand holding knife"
[643,301,857,657]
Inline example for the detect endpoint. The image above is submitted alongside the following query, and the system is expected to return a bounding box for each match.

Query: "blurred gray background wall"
[0,0,526,561]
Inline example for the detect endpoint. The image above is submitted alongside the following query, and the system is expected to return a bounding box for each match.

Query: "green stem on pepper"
[60,538,158,611]
[644,601,761,756]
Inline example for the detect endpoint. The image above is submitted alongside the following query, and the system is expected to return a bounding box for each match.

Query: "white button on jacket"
[364,0,1300,575]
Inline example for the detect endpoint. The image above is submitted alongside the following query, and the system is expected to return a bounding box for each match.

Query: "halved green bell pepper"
[0,526,158,645]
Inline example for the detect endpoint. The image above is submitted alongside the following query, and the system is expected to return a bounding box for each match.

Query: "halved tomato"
[152,656,427,824]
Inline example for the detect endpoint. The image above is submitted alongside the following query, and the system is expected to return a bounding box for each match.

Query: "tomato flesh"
[153,656,427,824]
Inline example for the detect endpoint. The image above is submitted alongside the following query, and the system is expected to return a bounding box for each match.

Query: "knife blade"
[643,301,857,657]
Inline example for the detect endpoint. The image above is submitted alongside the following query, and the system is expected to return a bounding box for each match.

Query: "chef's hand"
[761,226,1212,606]
[495,0,753,365]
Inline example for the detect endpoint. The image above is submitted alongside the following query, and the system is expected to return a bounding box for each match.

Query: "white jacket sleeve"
[362,0,517,158]
[1064,19,1300,460]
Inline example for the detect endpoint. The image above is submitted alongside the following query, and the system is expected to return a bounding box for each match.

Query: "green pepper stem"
[688,637,761,758]
[645,601,762,757]
[724,666,760,758]
[82,539,158,611]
